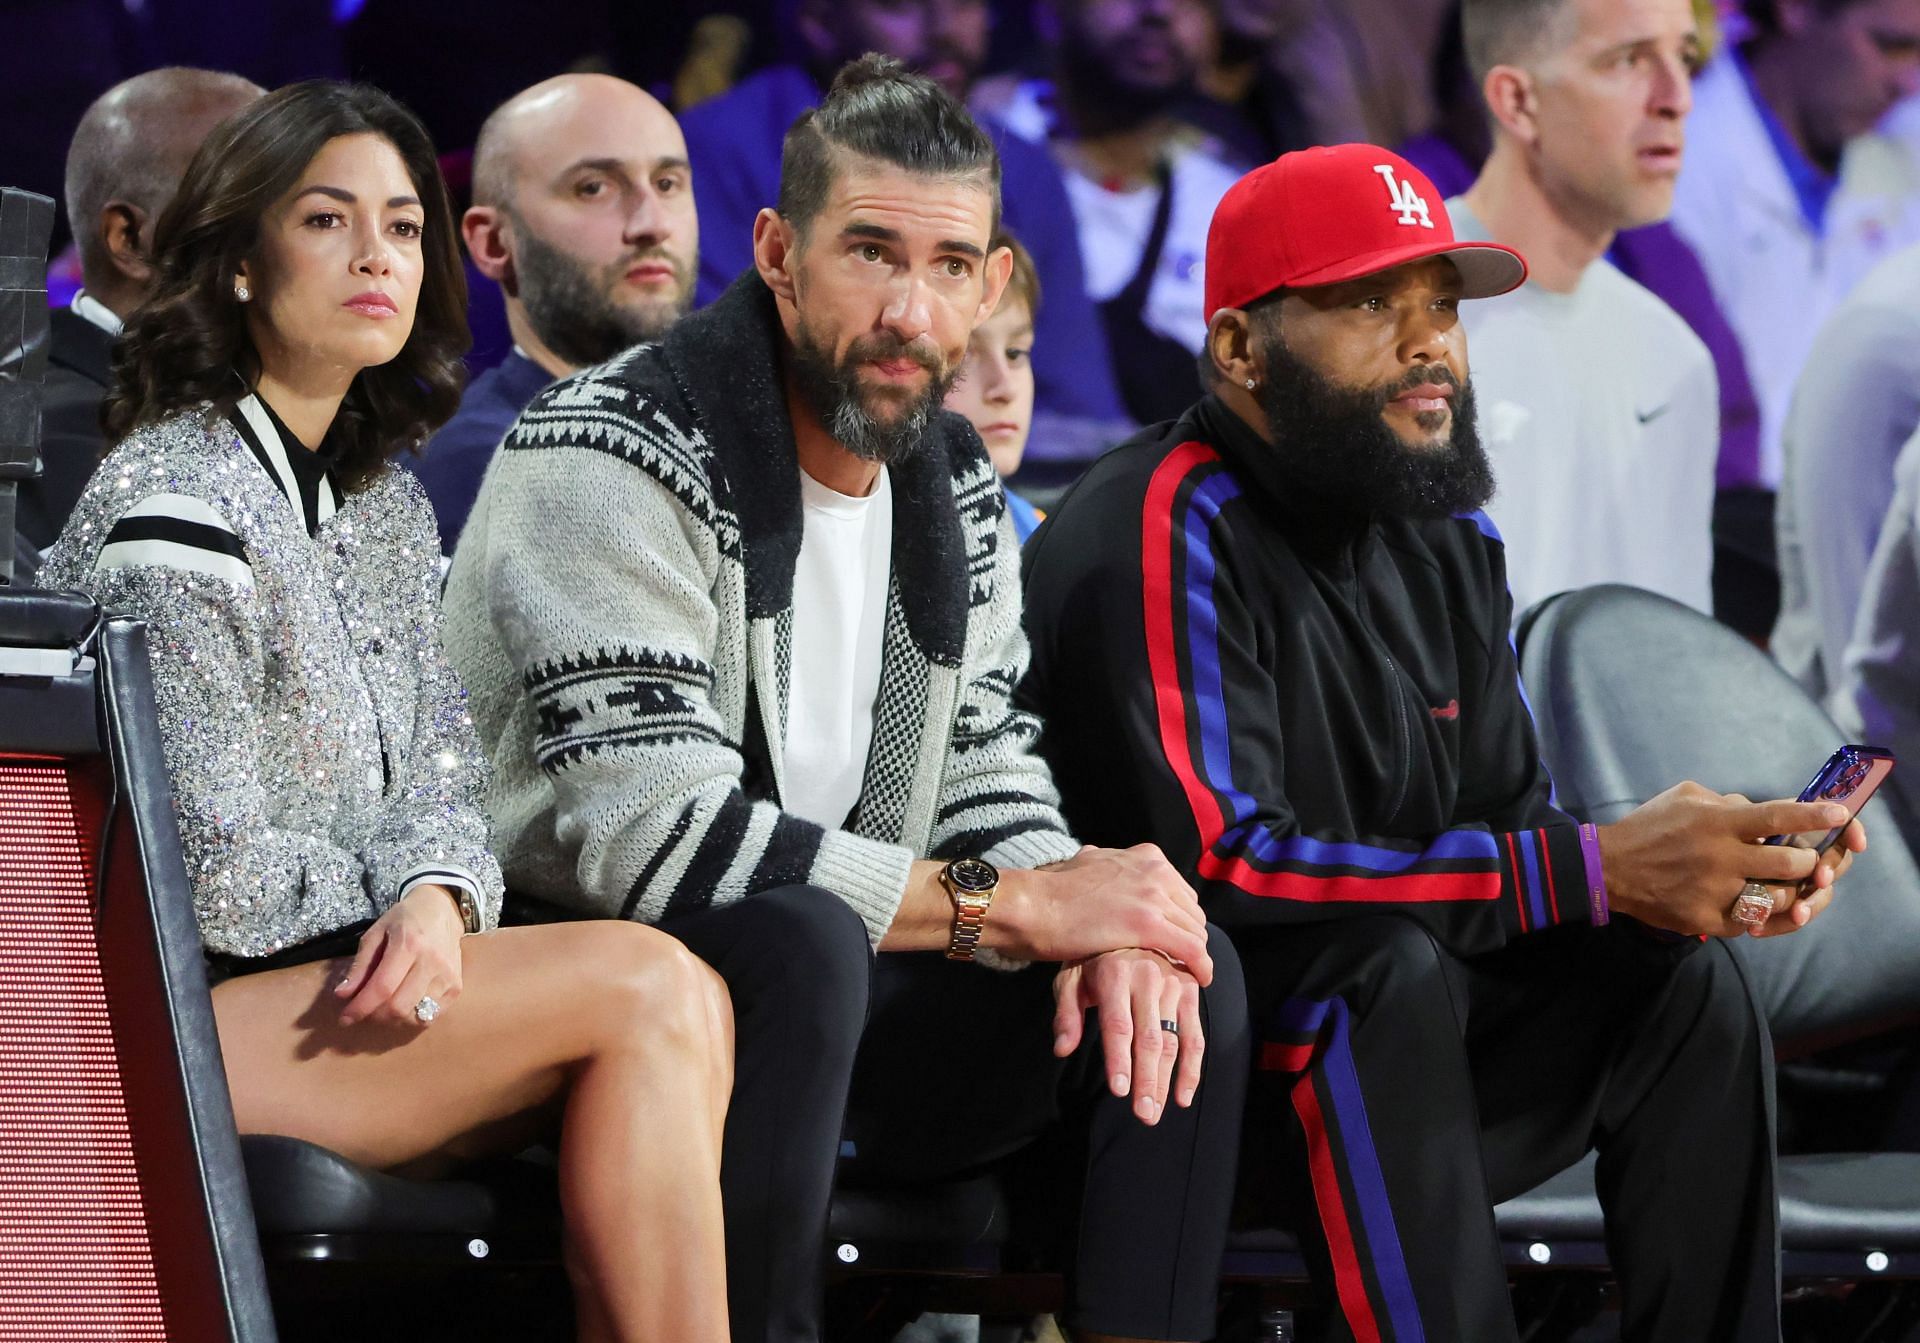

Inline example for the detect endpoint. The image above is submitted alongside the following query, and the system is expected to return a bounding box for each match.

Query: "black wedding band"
[1159,1018,1179,1036]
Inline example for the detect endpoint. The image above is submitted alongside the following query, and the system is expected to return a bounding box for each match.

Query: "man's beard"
[788,321,954,465]
[1255,335,1494,520]
[513,220,694,369]
[1057,25,1197,123]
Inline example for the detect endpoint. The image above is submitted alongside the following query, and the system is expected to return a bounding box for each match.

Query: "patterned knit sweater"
[441,273,1081,943]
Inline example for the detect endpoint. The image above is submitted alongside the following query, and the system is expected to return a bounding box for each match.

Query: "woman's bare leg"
[211,920,731,1343]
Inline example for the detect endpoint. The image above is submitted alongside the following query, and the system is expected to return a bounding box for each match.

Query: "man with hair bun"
[680,0,1133,476]
[445,54,1247,1343]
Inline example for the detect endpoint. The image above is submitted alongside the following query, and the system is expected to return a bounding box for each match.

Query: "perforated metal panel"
[0,755,166,1341]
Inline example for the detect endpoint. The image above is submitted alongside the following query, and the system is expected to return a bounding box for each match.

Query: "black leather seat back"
[0,590,275,1340]
[1516,585,1920,1051]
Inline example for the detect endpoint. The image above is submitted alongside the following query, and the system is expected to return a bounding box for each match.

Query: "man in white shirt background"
[27,67,261,570]
[978,0,1249,428]
[1450,0,1718,618]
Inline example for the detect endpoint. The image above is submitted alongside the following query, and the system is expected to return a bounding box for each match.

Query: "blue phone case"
[1763,744,1896,852]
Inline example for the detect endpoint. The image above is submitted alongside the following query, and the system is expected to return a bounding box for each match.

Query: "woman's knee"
[578,922,732,1066]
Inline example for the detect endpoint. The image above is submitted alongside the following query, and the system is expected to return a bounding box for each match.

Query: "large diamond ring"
[414,995,441,1024]
[1730,881,1774,929]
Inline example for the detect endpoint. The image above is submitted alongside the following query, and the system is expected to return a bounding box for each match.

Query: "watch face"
[947,857,999,894]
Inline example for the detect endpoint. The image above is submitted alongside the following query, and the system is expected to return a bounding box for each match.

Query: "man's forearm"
[876,860,1051,955]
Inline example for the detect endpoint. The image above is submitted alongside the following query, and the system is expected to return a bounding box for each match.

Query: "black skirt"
[204,919,376,987]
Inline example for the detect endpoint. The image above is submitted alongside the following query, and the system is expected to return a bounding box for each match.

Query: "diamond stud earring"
[234,282,251,302]
[1245,378,1256,390]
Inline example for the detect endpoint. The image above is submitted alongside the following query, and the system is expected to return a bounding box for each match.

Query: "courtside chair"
[1510,584,1920,1333]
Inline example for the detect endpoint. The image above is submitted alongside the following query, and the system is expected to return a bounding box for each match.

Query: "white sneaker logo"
[1374,164,1434,229]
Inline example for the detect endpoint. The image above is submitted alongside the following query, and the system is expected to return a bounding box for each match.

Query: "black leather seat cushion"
[1492,1154,1605,1243]
[242,1135,555,1238]
[1780,1153,1920,1250]
[829,1177,1010,1247]
[245,1133,1010,1250]
[1516,585,1920,1050]
[0,587,96,647]
[1489,1150,1920,1251]
[1233,1148,1920,1259]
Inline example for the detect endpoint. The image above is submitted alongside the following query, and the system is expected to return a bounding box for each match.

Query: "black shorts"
[204,919,375,987]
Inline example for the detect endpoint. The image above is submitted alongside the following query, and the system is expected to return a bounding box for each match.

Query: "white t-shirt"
[990,79,1242,355]
[783,468,893,829]
[1449,199,1719,620]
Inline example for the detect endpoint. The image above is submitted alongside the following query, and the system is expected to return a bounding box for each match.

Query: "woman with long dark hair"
[39,81,731,1343]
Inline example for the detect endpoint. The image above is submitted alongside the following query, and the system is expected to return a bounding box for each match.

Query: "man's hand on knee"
[1597,783,1861,938]
[1051,947,1205,1125]
[1000,844,1214,983]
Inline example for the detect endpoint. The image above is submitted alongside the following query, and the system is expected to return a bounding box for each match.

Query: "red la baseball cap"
[1204,144,1527,321]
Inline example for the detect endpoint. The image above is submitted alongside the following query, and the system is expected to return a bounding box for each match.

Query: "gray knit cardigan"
[441,273,1081,943]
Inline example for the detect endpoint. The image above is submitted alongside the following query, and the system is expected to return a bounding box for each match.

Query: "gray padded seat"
[1495,585,1920,1269]
[1516,584,1920,1048]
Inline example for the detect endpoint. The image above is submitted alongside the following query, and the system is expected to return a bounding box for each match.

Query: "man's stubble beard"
[1253,329,1495,521]
[512,216,696,369]
[787,314,957,465]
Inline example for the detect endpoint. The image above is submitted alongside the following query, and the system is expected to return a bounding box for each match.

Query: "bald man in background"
[25,67,262,569]
[414,74,698,552]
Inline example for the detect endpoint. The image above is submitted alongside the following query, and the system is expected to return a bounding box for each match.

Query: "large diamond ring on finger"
[414,995,441,1024]
[1730,881,1774,929]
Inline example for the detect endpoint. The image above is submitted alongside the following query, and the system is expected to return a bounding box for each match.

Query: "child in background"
[947,232,1046,541]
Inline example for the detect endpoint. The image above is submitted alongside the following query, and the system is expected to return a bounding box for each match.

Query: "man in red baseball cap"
[1022,143,1862,1340]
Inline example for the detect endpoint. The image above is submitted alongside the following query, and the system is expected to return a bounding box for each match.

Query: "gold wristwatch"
[939,857,1000,961]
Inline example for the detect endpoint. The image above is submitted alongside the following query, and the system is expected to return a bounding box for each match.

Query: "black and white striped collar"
[226,391,342,538]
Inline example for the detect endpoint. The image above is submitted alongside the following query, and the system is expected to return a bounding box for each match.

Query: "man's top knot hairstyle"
[777,53,1002,239]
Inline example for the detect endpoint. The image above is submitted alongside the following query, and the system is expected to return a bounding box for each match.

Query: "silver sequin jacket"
[39,402,504,958]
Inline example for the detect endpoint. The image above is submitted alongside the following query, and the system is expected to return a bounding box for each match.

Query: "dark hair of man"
[996,230,1042,317]
[1461,0,1581,85]
[776,53,1002,240]
[102,81,469,491]
[1196,288,1284,392]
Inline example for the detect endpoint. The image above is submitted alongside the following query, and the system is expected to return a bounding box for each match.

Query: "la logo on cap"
[1374,164,1434,230]
[1201,144,1527,319]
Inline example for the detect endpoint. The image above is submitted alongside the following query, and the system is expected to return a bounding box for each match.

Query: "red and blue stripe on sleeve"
[1140,441,1599,940]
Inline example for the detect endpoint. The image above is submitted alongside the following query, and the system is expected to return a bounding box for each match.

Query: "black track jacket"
[1021,395,1606,957]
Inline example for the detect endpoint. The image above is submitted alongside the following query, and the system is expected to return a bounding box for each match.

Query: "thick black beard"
[1255,336,1495,521]
[1056,26,1196,127]
[787,322,955,465]
[513,221,694,369]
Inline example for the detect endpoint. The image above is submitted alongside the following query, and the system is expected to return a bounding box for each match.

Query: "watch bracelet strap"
[946,900,988,960]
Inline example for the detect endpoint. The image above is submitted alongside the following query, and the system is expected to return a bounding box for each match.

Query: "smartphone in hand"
[1764,744,1896,855]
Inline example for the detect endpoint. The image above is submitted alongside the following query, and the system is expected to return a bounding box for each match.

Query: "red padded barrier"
[0,755,166,1341]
